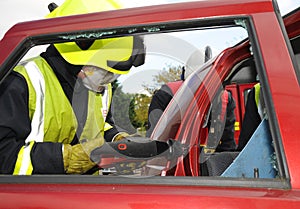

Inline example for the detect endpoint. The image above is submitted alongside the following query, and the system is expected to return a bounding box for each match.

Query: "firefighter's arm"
[0,71,66,175]
[63,136,184,174]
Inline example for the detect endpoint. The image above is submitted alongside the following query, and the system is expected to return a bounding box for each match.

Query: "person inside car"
[237,83,264,151]
[146,50,237,152]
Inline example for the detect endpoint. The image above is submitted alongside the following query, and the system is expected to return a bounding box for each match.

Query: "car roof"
[0,0,289,76]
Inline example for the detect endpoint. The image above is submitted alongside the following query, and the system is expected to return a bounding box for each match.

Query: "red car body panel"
[0,0,274,68]
[0,0,300,208]
[1,184,300,209]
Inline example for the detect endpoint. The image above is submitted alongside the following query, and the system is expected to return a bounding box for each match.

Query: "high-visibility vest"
[254,83,265,119]
[12,56,112,175]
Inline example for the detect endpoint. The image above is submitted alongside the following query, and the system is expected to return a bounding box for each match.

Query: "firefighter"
[0,0,180,175]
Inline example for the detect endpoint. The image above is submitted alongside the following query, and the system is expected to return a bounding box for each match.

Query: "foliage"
[110,80,136,134]
[132,94,151,127]
[110,64,182,134]
[142,64,183,95]
[153,64,183,86]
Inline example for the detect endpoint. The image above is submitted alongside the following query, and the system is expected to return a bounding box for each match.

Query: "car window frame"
[0,13,291,190]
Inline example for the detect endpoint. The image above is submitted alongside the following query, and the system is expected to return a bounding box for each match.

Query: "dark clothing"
[215,90,236,152]
[146,84,173,137]
[147,83,236,152]
[237,87,261,151]
[0,45,118,174]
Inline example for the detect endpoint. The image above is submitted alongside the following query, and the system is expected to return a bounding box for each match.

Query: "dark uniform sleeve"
[31,142,64,174]
[216,91,237,152]
[146,84,174,137]
[0,72,64,174]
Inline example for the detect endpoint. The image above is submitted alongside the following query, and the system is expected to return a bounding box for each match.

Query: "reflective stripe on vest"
[24,61,45,143]
[101,85,110,120]
[13,61,46,175]
[102,85,113,132]
[13,141,34,175]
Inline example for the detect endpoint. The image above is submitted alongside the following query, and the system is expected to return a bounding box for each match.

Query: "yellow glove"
[63,137,104,174]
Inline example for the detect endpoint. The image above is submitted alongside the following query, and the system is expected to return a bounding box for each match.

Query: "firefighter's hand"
[63,137,105,174]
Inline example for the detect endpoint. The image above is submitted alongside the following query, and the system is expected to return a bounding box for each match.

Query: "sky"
[0,0,300,40]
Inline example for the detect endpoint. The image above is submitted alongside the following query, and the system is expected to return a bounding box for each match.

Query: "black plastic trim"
[0,175,290,190]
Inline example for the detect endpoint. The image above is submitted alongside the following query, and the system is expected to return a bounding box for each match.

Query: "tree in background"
[153,64,182,86]
[132,94,151,132]
[111,64,182,134]
[142,64,183,95]
[110,80,137,134]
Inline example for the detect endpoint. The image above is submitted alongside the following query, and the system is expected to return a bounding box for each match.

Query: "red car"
[0,0,300,208]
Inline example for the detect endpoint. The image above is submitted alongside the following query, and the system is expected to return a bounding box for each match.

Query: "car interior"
[145,39,277,178]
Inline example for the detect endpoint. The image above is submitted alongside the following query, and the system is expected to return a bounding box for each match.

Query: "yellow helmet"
[47,0,145,74]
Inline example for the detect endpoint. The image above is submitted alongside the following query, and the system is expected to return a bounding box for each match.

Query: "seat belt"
[200,89,229,163]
